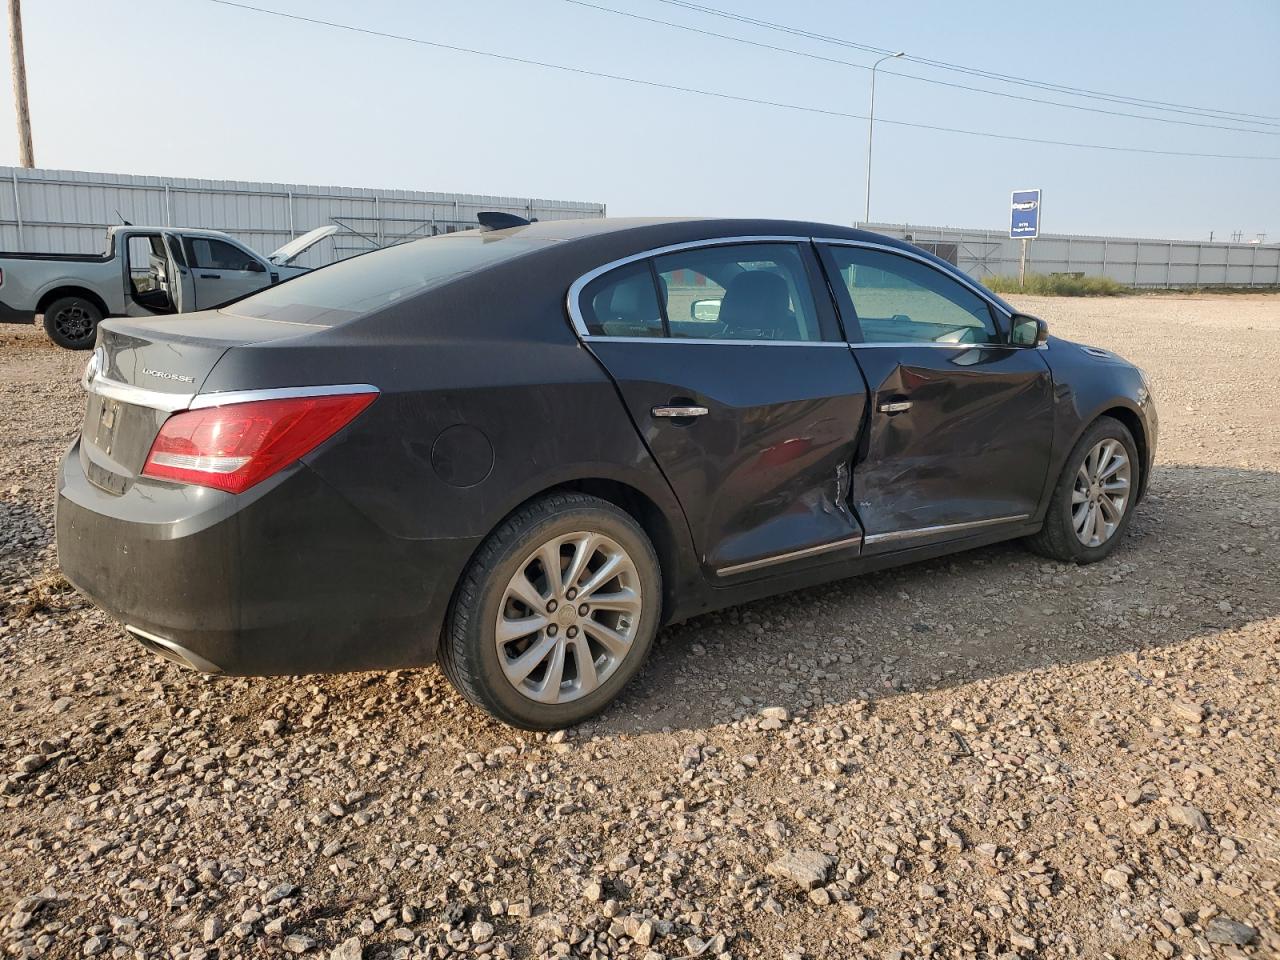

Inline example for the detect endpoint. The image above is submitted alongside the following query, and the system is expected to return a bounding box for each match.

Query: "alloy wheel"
[53,303,94,343]
[495,531,643,704]
[1071,438,1132,547]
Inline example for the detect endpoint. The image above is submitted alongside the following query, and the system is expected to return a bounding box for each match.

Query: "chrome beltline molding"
[565,233,1015,344]
[862,513,1031,547]
[86,373,379,414]
[715,533,863,577]
[714,513,1030,576]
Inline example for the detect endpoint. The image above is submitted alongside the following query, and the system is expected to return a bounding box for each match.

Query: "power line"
[200,0,1280,162]
[559,0,1279,136]
[652,0,1280,125]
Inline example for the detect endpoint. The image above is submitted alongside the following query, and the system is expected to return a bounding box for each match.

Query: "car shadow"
[581,462,1280,737]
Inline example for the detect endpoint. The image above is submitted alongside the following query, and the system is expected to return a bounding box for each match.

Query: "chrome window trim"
[715,533,863,577]
[565,233,1021,348]
[566,234,825,345]
[862,513,1031,547]
[86,374,379,414]
[811,236,1014,323]
[189,384,379,410]
[585,337,851,348]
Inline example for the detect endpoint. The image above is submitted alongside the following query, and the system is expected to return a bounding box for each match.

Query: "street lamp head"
[892,51,905,58]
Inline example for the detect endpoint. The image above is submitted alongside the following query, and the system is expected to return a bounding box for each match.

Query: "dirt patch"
[0,297,1277,959]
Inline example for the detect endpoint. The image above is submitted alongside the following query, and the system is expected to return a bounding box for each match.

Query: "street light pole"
[864,51,903,225]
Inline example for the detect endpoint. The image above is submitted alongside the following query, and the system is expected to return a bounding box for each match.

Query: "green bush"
[985,273,1128,297]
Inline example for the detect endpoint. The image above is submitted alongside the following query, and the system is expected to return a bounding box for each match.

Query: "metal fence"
[0,166,606,269]
[865,222,1280,289]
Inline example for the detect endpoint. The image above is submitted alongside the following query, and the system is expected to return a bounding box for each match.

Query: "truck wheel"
[42,296,102,350]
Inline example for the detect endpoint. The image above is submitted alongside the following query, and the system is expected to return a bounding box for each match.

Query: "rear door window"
[654,243,823,342]
[580,263,665,337]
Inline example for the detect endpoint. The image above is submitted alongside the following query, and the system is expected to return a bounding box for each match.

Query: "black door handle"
[199,273,220,279]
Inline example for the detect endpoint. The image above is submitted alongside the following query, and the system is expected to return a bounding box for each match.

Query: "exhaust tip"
[125,626,224,674]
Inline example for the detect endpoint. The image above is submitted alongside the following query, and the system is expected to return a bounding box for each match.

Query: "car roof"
[492,216,890,246]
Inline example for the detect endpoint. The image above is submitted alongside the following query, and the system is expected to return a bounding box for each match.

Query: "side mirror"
[690,298,721,322]
[245,260,267,273]
[1010,314,1048,347]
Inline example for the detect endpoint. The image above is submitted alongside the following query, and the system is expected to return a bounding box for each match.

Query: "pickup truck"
[0,224,337,348]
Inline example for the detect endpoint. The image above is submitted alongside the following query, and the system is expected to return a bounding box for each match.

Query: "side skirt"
[665,520,1042,624]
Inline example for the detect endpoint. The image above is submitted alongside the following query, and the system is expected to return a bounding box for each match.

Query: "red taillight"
[141,392,376,494]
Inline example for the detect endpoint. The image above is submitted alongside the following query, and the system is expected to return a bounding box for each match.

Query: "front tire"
[42,296,102,350]
[1025,416,1140,563]
[440,492,662,730]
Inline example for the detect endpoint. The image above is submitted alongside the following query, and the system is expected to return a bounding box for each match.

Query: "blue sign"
[1010,189,1041,238]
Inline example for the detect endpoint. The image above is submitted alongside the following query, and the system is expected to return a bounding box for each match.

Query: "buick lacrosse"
[57,218,1157,728]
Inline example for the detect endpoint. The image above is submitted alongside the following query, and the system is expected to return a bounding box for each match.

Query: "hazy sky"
[3,0,1278,240]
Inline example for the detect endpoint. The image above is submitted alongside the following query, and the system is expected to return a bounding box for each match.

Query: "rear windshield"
[227,231,550,325]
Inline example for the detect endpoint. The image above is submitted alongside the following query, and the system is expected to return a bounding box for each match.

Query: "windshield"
[228,231,551,325]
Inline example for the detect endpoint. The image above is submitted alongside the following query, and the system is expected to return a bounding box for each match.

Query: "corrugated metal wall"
[865,222,1280,289]
[0,166,606,268]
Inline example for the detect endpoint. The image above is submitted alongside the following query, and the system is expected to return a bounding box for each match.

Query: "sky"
[2,0,1278,240]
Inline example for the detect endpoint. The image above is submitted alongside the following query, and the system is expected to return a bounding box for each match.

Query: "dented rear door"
[579,240,869,580]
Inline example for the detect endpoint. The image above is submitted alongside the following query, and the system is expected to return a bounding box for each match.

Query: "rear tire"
[42,296,102,350]
[1025,416,1140,563]
[439,492,662,730]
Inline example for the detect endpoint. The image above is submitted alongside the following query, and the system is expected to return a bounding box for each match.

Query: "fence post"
[1101,239,1108,282]
[1166,243,1172,289]
[164,183,172,226]
[1194,242,1201,288]
[287,190,295,239]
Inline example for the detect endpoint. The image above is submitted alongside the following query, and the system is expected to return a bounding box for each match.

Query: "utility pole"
[863,50,903,225]
[7,0,34,167]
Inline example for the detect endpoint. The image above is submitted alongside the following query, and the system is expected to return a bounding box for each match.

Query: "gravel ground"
[1,294,1277,960]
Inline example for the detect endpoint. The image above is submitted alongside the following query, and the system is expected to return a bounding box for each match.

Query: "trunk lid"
[80,312,320,494]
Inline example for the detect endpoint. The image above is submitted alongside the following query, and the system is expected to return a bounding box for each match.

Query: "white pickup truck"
[0,224,337,348]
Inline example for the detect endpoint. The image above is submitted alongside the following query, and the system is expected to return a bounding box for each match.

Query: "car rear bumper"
[56,439,478,675]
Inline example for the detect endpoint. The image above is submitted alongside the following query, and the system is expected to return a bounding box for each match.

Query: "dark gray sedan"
[56,218,1157,728]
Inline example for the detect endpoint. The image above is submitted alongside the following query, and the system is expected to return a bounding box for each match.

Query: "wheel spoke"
[501,632,559,685]
[496,613,548,645]
[1099,452,1127,481]
[538,539,566,598]
[1090,504,1106,544]
[1073,501,1091,535]
[570,636,599,695]
[506,572,547,612]
[1071,487,1088,505]
[1098,495,1122,524]
[582,619,632,658]
[576,553,630,600]
[531,640,567,703]
[562,534,600,594]
[583,588,641,614]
